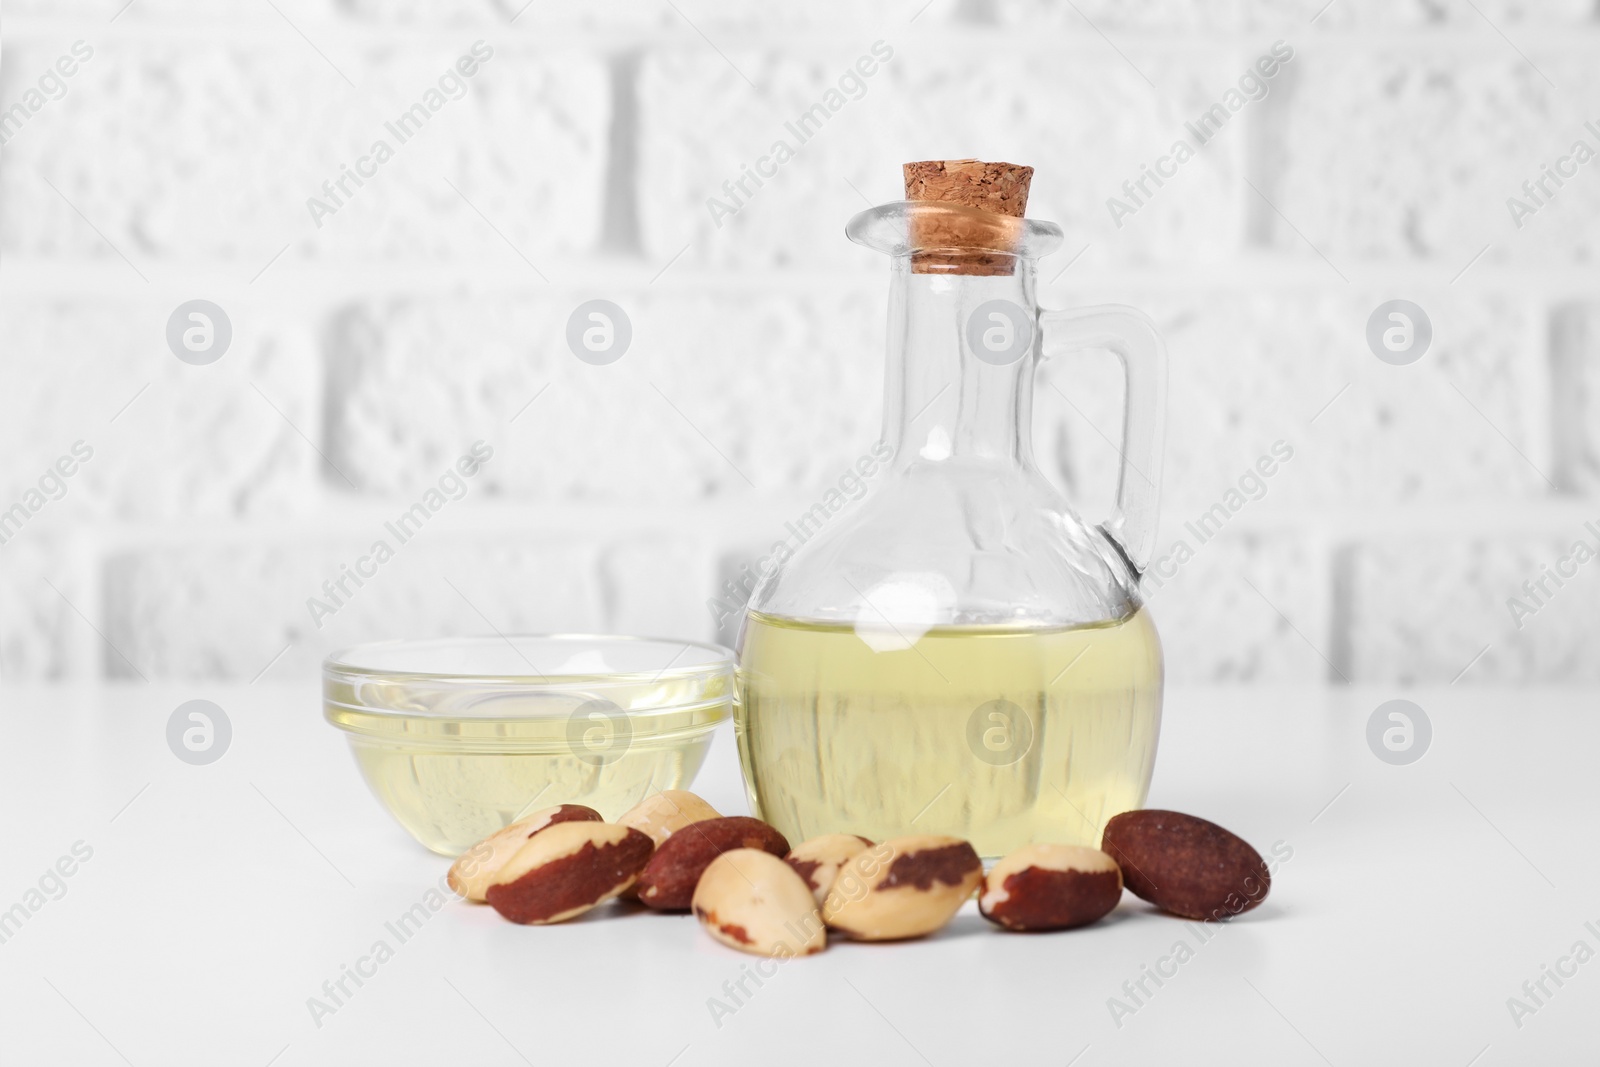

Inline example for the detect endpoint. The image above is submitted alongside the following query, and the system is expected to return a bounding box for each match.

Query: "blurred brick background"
[2,0,1597,687]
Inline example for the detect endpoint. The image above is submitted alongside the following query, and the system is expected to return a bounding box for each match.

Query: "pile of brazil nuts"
[446,791,1273,958]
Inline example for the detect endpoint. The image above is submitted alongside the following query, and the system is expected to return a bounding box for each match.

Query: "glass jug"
[734,194,1167,859]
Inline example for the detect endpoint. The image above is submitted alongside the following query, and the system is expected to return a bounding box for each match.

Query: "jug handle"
[1038,305,1168,574]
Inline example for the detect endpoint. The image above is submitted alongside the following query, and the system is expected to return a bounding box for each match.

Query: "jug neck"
[881,257,1038,469]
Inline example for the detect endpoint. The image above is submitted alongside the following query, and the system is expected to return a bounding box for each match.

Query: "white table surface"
[1,682,1594,1066]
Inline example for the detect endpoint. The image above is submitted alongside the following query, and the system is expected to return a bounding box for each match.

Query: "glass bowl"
[324,635,733,856]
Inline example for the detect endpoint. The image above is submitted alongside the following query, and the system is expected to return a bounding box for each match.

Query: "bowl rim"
[323,633,735,688]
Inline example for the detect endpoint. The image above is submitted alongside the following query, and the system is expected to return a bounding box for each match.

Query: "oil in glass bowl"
[325,636,731,855]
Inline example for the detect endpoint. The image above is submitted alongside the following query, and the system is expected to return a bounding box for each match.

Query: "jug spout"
[845,200,1065,267]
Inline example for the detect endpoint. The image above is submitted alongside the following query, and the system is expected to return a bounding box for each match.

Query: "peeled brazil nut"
[484,822,654,924]
[637,816,790,911]
[785,834,874,906]
[448,804,603,903]
[979,844,1123,932]
[616,790,721,845]
[1101,810,1270,921]
[823,835,982,941]
[692,849,826,958]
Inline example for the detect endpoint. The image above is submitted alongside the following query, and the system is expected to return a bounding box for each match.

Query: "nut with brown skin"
[636,816,790,911]
[616,790,721,845]
[785,834,873,906]
[979,844,1123,932]
[823,835,982,941]
[692,849,826,958]
[484,821,654,925]
[448,804,603,903]
[1101,810,1271,921]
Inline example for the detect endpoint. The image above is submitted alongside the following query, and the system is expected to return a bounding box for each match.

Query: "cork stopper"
[903,159,1034,275]
[904,159,1033,215]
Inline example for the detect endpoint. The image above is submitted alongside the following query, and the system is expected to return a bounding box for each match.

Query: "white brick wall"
[324,289,883,499]
[0,297,320,519]
[2,0,1598,686]
[98,533,712,682]
[1262,49,1600,265]
[1339,532,1600,684]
